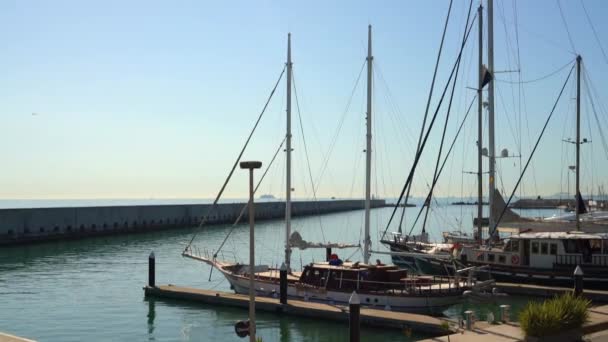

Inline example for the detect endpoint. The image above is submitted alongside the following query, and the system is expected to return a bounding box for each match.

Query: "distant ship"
[259,194,276,200]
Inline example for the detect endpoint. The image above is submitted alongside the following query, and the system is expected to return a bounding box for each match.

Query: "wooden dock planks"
[144,284,449,335]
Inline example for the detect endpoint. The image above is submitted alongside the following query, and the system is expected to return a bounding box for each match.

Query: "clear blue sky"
[0,0,607,200]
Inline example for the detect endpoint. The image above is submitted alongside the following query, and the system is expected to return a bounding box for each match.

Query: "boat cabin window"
[532,242,539,254]
[603,240,608,254]
[563,239,578,253]
[550,243,558,255]
[498,255,506,263]
[591,240,602,253]
[476,252,484,261]
[488,254,495,262]
[504,240,519,252]
[541,243,548,255]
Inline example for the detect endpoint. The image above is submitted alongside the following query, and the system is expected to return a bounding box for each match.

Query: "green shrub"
[519,293,590,337]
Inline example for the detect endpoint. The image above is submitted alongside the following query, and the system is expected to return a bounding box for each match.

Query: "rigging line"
[212,136,287,257]
[292,72,327,243]
[407,96,477,236]
[186,66,286,249]
[313,60,366,193]
[419,24,467,236]
[580,0,608,64]
[495,58,575,84]
[490,64,575,241]
[382,0,476,240]
[397,0,454,233]
[556,0,577,54]
[583,68,608,160]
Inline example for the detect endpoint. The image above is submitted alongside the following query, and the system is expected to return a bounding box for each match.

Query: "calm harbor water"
[0,204,555,341]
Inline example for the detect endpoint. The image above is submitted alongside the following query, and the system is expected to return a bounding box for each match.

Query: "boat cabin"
[298,262,409,291]
[462,231,608,269]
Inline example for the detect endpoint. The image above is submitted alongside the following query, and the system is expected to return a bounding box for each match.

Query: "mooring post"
[280,262,287,305]
[574,265,584,296]
[326,247,332,262]
[499,304,510,323]
[148,251,155,288]
[349,291,360,342]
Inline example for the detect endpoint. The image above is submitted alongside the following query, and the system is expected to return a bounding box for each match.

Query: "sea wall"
[0,199,385,245]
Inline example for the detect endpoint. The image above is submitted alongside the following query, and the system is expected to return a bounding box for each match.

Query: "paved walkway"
[0,332,36,342]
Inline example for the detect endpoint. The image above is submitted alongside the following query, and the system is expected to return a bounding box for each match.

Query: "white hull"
[184,251,465,314]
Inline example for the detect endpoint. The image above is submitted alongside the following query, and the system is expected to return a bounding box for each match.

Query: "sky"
[0,0,607,200]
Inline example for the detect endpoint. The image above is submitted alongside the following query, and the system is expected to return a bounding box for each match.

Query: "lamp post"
[240,160,262,342]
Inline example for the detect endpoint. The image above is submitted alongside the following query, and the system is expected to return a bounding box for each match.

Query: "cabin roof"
[308,262,397,271]
[510,231,608,240]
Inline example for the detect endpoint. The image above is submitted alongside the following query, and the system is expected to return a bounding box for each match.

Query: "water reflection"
[146,298,156,338]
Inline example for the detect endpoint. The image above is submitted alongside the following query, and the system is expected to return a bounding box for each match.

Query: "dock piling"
[280,262,287,305]
[464,310,475,330]
[574,265,584,296]
[148,252,155,287]
[349,291,360,342]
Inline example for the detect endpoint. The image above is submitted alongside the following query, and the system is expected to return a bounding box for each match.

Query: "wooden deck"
[144,284,449,335]
[0,332,36,342]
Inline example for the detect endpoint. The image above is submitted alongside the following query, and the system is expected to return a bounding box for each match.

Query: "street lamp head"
[240,161,262,169]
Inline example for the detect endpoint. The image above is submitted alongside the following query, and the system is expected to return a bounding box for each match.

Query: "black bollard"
[574,265,584,296]
[326,247,332,262]
[280,262,288,305]
[349,291,360,342]
[149,251,155,287]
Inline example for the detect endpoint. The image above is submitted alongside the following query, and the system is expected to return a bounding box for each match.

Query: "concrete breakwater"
[0,199,385,245]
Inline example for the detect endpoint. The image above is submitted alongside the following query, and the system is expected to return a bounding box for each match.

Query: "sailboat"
[183,28,487,314]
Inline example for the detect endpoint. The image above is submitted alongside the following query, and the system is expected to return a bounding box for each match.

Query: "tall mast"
[476,5,484,244]
[576,55,582,231]
[285,33,293,269]
[487,0,496,233]
[363,25,373,264]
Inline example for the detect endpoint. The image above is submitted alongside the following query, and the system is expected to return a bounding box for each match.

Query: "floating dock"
[0,199,385,246]
[144,285,450,335]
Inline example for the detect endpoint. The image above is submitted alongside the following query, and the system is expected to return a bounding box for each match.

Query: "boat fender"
[511,255,520,265]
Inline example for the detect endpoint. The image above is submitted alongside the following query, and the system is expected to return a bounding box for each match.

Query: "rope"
[580,0,608,64]
[556,0,577,53]
[186,66,286,250]
[293,72,326,243]
[397,0,454,233]
[495,58,574,84]
[490,63,575,240]
[212,137,287,257]
[381,0,476,240]
[408,96,476,236]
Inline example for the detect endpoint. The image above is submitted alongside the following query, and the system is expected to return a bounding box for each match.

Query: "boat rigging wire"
[495,58,575,84]
[292,72,327,243]
[381,0,476,240]
[407,96,477,237]
[397,0,454,233]
[212,136,287,258]
[580,0,608,64]
[489,63,575,241]
[185,66,286,250]
[556,0,577,54]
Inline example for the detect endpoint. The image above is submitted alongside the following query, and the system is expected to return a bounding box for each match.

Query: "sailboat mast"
[488,0,496,233]
[285,33,293,269]
[364,25,373,264]
[576,54,582,231]
[477,4,484,244]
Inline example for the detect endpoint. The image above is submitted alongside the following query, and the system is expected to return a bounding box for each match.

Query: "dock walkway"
[144,285,449,335]
[417,304,608,341]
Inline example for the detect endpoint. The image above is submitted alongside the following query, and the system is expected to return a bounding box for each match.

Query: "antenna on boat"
[476,4,484,245]
[576,54,582,231]
[285,33,293,270]
[364,24,373,264]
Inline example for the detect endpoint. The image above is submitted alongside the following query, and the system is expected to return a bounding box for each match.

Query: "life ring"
[511,255,520,265]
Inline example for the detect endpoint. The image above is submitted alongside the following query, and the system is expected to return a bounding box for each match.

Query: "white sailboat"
[183,28,485,314]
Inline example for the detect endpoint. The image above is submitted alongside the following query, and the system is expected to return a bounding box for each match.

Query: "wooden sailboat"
[184,28,488,314]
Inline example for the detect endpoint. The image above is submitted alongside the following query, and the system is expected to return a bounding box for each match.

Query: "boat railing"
[331,274,472,295]
[555,254,608,266]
